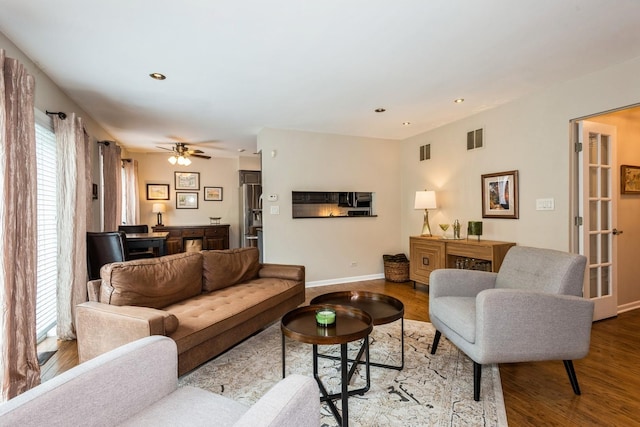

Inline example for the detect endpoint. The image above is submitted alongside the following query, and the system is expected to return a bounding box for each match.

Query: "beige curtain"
[55,114,92,340]
[0,49,39,400]
[122,159,140,225]
[101,142,122,230]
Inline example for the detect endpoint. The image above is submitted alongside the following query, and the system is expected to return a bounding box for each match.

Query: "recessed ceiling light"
[454,98,464,103]
[149,72,166,80]
[402,122,411,126]
[374,107,386,113]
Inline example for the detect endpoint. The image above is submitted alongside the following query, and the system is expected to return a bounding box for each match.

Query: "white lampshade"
[152,203,166,214]
[414,190,437,209]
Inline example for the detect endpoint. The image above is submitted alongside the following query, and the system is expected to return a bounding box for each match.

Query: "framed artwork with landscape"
[621,165,640,194]
[204,186,223,201]
[146,184,170,200]
[481,170,519,219]
[176,192,199,209]
[174,172,200,190]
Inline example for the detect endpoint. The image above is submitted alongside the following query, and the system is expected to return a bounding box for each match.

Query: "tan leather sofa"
[76,247,305,375]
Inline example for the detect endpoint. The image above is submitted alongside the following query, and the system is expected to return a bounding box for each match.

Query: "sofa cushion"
[121,386,248,427]
[100,252,203,309]
[201,247,260,292]
[165,277,302,354]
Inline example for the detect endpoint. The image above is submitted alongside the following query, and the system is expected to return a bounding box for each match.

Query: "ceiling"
[2,1,640,158]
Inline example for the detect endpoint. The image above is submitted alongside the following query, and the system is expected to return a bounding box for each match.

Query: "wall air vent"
[467,128,484,150]
[419,144,431,161]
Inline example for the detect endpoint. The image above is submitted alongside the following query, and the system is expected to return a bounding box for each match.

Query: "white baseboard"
[306,273,385,288]
[618,300,640,314]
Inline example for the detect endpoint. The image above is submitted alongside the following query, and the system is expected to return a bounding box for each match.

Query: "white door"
[577,120,618,320]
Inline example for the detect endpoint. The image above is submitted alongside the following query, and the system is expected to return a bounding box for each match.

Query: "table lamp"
[414,190,437,236]
[152,203,166,226]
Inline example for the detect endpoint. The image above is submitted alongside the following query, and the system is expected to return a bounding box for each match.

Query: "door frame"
[569,106,636,320]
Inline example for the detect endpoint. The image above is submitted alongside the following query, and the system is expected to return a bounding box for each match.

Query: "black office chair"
[118,225,155,259]
[86,231,127,280]
[118,225,148,234]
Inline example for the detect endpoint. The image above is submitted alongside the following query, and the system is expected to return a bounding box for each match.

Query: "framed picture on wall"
[621,165,640,194]
[146,183,170,200]
[174,172,200,190]
[204,186,223,201]
[481,170,519,219]
[176,192,199,209]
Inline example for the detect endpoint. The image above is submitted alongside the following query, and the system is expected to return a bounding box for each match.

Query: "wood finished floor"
[39,279,640,426]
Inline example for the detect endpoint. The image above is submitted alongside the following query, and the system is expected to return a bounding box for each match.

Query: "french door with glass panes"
[577,120,617,320]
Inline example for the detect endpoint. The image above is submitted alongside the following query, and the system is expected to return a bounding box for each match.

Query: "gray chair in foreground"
[0,336,320,426]
[429,246,594,401]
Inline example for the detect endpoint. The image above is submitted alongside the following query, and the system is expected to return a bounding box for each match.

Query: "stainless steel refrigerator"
[240,183,262,248]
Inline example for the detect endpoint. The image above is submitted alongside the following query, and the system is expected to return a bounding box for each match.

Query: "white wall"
[131,152,253,248]
[258,128,402,284]
[2,32,115,230]
[401,56,640,255]
[259,56,640,287]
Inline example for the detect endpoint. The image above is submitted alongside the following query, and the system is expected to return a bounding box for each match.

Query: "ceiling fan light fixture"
[183,157,192,166]
[168,155,178,165]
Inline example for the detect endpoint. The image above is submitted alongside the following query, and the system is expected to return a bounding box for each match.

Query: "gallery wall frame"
[481,170,519,219]
[175,172,200,190]
[176,192,199,209]
[204,186,223,201]
[146,183,170,200]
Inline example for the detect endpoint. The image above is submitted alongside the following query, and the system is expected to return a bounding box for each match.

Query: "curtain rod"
[46,110,66,120]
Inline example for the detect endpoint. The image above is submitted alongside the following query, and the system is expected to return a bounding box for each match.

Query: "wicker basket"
[383,253,410,282]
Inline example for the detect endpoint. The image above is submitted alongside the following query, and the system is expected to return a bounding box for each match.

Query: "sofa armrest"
[429,269,497,299]
[76,302,178,363]
[476,289,594,362]
[233,374,319,427]
[0,336,177,427]
[87,279,102,302]
[258,264,305,282]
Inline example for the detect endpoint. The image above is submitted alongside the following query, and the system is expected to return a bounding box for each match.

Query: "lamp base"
[156,213,164,226]
[420,209,432,236]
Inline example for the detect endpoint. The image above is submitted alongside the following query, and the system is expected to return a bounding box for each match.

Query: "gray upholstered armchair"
[429,246,594,401]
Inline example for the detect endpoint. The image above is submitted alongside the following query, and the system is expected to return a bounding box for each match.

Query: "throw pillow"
[201,247,260,292]
[100,252,203,308]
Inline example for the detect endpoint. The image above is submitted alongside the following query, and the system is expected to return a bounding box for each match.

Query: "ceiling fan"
[157,142,211,165]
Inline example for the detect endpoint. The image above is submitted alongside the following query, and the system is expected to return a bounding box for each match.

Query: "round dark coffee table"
[281,304,373,427]
[310,291,405,370]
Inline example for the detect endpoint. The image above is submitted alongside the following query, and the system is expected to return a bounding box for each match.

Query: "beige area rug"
[179,319,508,427]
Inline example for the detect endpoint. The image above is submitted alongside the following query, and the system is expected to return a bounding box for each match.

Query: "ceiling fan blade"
[187,149,205,154]
[191,154,211,159]
[156,146,175,152]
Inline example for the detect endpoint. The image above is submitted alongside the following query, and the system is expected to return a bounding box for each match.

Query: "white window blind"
[35,111,58,341]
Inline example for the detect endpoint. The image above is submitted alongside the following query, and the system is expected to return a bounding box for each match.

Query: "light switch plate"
[270,205,280,215]
[536,198,555,210]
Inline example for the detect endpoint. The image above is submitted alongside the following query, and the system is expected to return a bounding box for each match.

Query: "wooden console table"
[409,236,515,285]
[151,225,230,255]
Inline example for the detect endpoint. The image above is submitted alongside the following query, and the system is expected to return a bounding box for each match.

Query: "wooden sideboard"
[151,225,230,255]
[409,236,515,285]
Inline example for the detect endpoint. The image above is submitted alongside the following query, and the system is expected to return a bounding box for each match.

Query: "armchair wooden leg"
[473,362,481,401]
[563,360,581,395]
[430,330,441,355]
